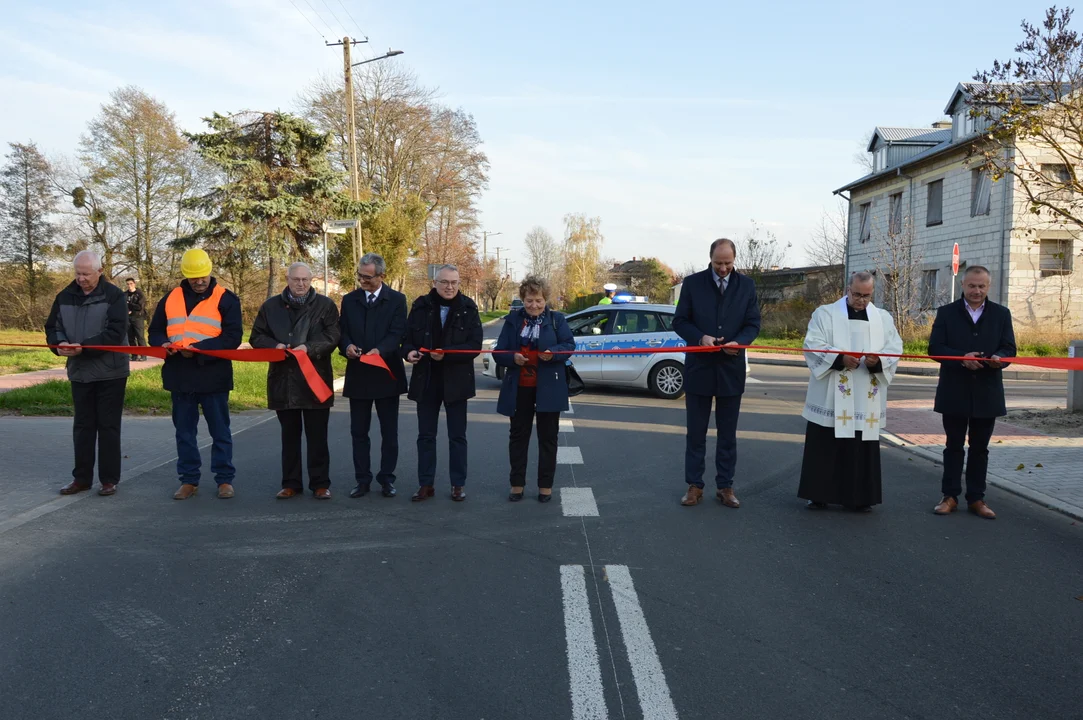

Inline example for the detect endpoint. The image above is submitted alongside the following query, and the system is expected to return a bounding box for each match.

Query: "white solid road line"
[561,565,609,720]
[566,401,574,415]
[557,446,585,464]
[561,487,600,517]
[606,565,679,720]
[560,418,576,433]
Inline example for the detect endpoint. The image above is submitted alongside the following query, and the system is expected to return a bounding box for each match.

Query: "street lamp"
[352,49,404,67]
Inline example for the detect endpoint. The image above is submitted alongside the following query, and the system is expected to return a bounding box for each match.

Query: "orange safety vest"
[165,284,226,348]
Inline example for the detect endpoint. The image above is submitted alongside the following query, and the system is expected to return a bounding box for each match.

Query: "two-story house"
[835,82,1081,332]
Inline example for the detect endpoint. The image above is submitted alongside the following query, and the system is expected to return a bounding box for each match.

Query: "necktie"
[367,293,376,308]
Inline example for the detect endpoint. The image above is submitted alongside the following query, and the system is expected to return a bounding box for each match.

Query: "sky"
[0,0,1061,277]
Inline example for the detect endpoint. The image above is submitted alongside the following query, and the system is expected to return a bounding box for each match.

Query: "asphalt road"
[0,351,1080,719]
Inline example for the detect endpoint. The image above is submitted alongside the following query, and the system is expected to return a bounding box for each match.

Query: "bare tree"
[852,130,875,174]
[524,226,560,280]
[871,215,926,336]
[806,199,848,300]
[0,142,58,326]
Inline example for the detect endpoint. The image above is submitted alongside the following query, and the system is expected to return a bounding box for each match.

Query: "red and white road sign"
[952,243,960,275]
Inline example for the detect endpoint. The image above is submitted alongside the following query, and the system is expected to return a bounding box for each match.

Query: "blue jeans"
[172,391,234,485]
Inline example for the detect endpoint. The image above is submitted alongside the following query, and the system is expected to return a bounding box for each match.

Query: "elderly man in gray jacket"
[45,251,131,496]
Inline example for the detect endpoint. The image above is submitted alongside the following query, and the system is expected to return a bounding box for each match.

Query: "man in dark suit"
[339,252,408,498]
[672,238,762,508]
[928,265,1016,519]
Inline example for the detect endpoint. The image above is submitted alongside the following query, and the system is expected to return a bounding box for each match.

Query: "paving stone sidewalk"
[883,399,1083,521]
[0,357,162,393]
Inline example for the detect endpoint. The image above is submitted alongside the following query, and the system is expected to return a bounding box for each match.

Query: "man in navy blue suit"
[672,238,762,508]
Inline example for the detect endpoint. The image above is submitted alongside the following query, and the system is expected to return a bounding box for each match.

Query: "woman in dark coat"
[249,263,341,499]
[493,275,575,502]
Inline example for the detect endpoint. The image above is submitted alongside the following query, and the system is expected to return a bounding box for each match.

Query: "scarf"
[284,287,314,309]
[428,289,458,347]
[520,311,543,348]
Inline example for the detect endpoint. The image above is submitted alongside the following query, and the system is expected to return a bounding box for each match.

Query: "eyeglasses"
[850,292,873,301]
[435,280,459,287]
[356,272,382,281]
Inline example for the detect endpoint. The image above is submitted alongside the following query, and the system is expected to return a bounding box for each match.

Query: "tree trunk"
[267,254,276,299]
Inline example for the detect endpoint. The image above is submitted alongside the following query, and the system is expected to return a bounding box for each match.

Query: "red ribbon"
[0,343,334,403]
[418,345,1083,371]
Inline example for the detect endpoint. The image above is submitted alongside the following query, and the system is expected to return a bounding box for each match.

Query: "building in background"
[836,82,1081,331]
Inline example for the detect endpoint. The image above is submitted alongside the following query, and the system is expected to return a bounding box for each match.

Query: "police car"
[481,302,751,400]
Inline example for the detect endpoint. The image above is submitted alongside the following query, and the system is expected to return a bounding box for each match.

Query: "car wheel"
[649,360,684,399]
[496,365,505,380]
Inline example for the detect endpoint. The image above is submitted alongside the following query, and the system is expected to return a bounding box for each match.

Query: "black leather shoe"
[349,484,370,498]
[806,500,827,509]
[854,505,873,513]
[538,492,553,503]
[509,491,524,502]
[381,484,397,498]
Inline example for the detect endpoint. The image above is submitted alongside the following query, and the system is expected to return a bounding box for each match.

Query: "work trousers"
[71,378,128,486]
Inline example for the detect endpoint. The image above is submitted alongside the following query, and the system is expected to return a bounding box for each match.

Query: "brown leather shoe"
[717,488,740,508]
[968,500,996,519]
[60,481,92,496]
[680,485,703,506]
[932,496,958,515]
[451,486,466,502]
[217,483,235,499]
[276,488,300,499]
[173,483,198,500]
[313,488,331,499]
[98,483,117,496]
[412,485,435,502]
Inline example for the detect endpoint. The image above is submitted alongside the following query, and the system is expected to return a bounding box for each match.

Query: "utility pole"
[327,36,367,287]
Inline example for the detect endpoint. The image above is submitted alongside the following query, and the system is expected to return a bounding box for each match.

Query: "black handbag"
[565,361,585,397]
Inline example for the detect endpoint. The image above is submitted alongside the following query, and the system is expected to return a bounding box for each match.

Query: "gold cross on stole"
[837,411,853,426]
[866,414,879,429]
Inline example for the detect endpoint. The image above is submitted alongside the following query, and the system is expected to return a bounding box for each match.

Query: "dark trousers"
[941,414,997,502]
[417,398,468,487]
[71,378,127,486]
[172,391,234,485]
[508,386,560,489]
[277,409,331,491]
[127,316,145,353]
[685,392,742,489]
[350,397,399,486]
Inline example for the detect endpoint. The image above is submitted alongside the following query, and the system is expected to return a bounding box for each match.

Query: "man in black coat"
[124,277,148,361]
[928,265,1016,520]
[250,262,341,499]
[402,264,483,502]
[672,238,762,508]
[339,252,408,498]
[47,251,131,497]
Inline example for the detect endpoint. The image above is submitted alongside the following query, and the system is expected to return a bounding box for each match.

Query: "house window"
[1040,238,1074,276]
[921,269,939,309]
[858,202,872,243]
[926,180,943,226]
[874,147,888,172]
[971,168,992,216]
[1041,163,1074,200]
[889,192,903,234]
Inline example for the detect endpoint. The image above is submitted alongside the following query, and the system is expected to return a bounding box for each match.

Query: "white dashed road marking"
[560,418,575,433]
[606,565,679,720]
[560,565,609,720]
[557,446,584,464]
[561,487,600,517]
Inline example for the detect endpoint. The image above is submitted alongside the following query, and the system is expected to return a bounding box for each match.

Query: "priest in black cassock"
[797,272,903,512]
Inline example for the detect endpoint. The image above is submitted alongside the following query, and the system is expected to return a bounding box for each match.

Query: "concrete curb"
[880,431,1083,522]
[483,317,504,327]
[748,354,1064,381]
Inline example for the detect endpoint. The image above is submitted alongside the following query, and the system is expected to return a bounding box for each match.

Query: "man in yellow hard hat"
[148,248,243,500]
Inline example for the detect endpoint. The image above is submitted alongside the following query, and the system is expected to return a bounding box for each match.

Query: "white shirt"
[366,285,383,304]
[966,300,985,324]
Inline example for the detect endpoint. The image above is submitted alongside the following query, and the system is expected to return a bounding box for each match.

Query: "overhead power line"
[334,0,367,38]
[301,0,337,37]
[317,0,349,36]
[285,0,327,40]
